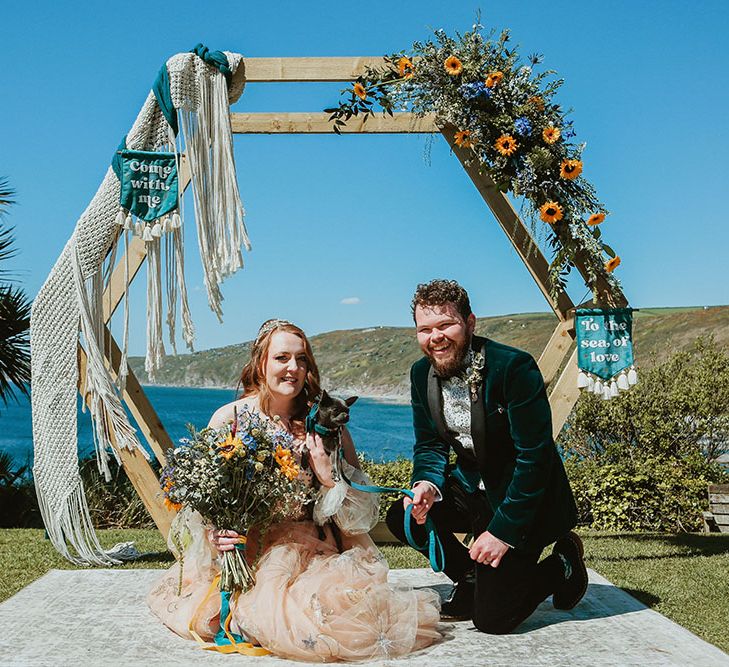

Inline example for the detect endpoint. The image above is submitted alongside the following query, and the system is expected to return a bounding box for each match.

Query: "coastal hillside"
[128,306,729,399]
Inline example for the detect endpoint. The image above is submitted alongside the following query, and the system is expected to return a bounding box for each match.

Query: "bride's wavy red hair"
[238,321,321,421]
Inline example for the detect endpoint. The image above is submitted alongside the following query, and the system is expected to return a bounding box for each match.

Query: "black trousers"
[385,476,565,634]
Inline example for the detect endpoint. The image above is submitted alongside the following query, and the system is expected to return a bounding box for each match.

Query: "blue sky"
[2,1,728,355]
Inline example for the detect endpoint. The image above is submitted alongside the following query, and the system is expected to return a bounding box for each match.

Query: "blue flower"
[459,81,491,103]
[514,116,532,136]
[564,122,577,139]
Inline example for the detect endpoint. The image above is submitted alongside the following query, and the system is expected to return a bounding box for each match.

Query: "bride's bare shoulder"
[208,396,258,428]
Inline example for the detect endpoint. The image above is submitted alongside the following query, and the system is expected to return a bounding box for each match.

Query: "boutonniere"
[463,351,485,402]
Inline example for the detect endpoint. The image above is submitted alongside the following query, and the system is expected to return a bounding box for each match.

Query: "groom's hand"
[405,482,437,524]
[469,531,510,568]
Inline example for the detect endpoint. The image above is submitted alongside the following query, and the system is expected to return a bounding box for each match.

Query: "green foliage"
[563,336,729,463]
[359,456,413,521]
[565,455,726,532]
[0,177,31,405]
[561,337,729,531]
[79,457,154,529]
[0,451,40,528]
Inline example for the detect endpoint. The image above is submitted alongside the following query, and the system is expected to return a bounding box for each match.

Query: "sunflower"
[353,82,367,100]
[454,129,473,148]
[494,134,518,156]
[560,159,583,180]
[587,212,606,226]
[444,56,463,76]
[398,56,415,78]
[164,497,182,512]
[540,201,564,224]
[605,256,621,272]
[528,95,545,111]
[485,71,504,87]
[543,126,561,144]
[217,433,243,460]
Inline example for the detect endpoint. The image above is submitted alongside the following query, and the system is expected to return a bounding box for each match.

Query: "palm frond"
[0,285,31,405]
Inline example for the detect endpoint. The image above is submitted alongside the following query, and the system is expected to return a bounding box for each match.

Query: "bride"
[148,319,443,662]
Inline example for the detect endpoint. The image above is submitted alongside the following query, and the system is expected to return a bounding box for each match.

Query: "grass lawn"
[1,529,727,653]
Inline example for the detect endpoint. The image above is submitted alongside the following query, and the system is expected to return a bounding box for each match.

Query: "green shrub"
[560,336,729,532]
[0,451,41,528]
[565,455,727,531]
[79,457,155,529]
[359,456,413,521]
[561,336,729,464]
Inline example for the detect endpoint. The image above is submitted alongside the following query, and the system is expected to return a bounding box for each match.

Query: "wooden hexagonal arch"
[86,57,628,537]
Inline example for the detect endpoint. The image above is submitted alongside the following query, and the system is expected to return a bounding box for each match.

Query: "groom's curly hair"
[411,279,472,322]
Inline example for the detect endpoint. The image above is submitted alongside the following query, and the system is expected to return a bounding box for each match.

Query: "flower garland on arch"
[325,23,621,300]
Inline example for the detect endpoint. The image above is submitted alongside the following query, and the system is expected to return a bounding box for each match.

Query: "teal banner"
[576,308,634,381]
[118,149,179,222]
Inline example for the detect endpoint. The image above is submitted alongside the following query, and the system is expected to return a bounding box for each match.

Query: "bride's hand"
[209,528,240,553]
[306,433,336,488]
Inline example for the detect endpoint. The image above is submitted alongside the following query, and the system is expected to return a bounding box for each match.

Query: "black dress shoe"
[552,531,588,610]
[440,578,475,621]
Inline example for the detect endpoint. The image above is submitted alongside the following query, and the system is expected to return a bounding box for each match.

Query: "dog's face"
[317,391,358,430]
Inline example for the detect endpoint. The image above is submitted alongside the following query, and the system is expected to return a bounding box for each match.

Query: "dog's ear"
[345,396,358,407]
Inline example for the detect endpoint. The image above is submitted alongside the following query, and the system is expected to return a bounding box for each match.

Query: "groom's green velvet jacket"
[410,335,577,552]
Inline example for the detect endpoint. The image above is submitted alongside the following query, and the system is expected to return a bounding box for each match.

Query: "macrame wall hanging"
[30,44,249,565]
[576,308,638,399]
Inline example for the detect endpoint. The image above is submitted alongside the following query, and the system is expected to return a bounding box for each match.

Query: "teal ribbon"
[305,403,336,438]
[338,451,445,573]
[191,43,232,81]
[214,544,249,646]
[152,43,232,137]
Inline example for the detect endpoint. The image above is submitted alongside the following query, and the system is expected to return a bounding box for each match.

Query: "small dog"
[311,390,358,454]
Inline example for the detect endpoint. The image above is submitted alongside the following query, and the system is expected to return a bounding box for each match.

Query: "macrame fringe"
[178,68,250,323]
[35,478,123,566]
[577,365,638,400]
[145,237,165,381]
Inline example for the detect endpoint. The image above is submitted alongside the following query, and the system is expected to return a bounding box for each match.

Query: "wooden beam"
[78,345,175,536]
[242,57,386,82]
[230,112,438,134]
[440,124,575,320]
[102,236,147,322]
[537,317,575,388]
[548,349,581,440]
[104,326,174,466]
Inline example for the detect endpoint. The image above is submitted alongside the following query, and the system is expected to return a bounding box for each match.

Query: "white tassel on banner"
[577,371,589,389]
[115,209,126,226]
[134,220,143,236]
[142,225,153,242]
[617,371,629,390]
[628,366,638,385]
[602,384,611,400]
[594,379,603,395]
[587,375,595,391]
[610,380,619,397]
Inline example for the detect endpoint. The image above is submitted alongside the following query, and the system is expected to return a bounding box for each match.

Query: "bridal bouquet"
[160,406,312,592]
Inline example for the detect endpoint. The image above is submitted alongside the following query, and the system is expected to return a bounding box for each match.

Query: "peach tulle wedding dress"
[147,457,443,662]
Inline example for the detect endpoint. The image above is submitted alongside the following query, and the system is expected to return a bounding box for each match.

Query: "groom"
[386,279,588,633]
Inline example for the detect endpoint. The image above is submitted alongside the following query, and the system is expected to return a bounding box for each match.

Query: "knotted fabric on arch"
[30,48,248,565]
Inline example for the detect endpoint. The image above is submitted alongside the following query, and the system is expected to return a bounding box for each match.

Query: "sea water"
[1,386,414,468]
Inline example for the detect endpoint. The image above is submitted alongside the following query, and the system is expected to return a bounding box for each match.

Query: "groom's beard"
[427,336,470,379]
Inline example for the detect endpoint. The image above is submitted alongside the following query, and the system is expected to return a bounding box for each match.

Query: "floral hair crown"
[255,318,293,345]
